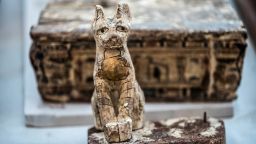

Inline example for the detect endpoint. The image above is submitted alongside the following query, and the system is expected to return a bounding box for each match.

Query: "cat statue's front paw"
[117,116,133,142]
[103,117,132,143]
[103,121,120,143]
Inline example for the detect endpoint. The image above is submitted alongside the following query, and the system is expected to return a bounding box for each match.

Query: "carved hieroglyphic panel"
[30,31,246,102]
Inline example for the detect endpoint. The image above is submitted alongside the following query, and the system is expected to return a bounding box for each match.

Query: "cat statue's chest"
[98,50,130,81]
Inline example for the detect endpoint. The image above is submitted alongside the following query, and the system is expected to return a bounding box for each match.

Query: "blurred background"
[0,0,256,143]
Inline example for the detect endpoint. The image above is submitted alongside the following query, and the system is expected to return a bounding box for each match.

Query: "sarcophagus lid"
[30,0,247,102]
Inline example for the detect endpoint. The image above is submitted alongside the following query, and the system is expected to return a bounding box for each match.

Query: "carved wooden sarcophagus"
[30,0,247,103]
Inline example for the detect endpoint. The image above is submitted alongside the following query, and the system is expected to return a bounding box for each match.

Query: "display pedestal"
[88,117,225,144]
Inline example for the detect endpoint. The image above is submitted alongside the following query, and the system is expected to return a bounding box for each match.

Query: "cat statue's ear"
[95,5,105,21]
[115,3,131,21]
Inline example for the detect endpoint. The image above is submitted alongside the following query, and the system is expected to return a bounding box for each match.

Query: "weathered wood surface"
[30,0,247,103]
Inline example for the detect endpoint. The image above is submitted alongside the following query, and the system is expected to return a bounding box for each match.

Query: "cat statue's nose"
[110,35,118,43]
[107,35,122,47]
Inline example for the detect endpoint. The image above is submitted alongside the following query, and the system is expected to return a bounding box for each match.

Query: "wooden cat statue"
[91,3,145,143]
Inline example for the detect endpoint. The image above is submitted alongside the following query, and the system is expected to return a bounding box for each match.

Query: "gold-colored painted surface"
[100,57,130,81]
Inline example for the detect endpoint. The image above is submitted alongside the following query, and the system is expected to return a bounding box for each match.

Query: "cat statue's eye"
[97,27,109,35]
[116,25,127,32]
